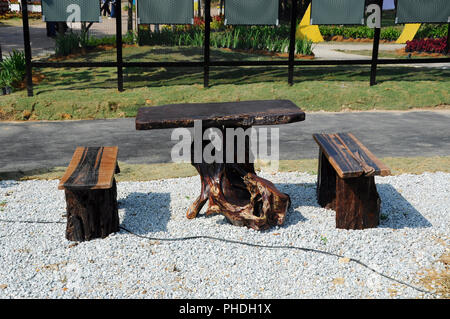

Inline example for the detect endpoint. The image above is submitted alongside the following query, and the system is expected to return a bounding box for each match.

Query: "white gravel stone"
[0,171,448,299]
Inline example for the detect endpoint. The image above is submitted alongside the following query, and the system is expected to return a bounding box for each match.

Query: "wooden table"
[136,100,306,230]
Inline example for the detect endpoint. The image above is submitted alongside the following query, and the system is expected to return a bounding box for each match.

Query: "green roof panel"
[225,0,279,25]
[137,0,194,25]
[42,0,100,22]
[396,0,450,24]
[311,0,366,25]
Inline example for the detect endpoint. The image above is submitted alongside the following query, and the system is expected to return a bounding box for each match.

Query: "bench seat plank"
[337,133,391,177]
[313,133,363,178]
[58,146,119,190]
[313,133,390,179]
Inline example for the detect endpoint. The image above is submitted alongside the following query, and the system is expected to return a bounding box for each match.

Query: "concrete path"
[313,42,450,69]
[1,111,449,173]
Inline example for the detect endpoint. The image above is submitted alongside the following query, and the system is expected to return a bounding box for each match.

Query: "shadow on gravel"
[378,184,432,229]
[280,182,315,227]
[119,192,171,234]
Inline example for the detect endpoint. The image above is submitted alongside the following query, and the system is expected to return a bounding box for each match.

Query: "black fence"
[18,0,450,97]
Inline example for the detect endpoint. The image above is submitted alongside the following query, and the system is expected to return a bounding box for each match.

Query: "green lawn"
[1,46,449,121]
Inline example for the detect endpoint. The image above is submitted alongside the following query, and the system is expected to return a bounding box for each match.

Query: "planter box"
[9,4,42,13]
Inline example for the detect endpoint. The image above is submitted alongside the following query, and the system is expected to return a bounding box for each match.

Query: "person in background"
[46,22,57,38]
[101,0,111,17]
[110,0,117,18]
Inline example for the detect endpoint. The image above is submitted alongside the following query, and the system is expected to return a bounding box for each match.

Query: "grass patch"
[1,156,448,182]
[0,46,449,121]
[418,251,450,299]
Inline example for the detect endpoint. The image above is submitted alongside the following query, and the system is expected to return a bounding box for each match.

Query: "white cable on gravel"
[0,172,448,299]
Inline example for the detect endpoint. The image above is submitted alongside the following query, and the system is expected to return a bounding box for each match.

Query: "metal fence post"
[204,0,211,88]
[288,0,298,86]
[370,0,383,86]
[21,0,34,96]
[116,0,124,92]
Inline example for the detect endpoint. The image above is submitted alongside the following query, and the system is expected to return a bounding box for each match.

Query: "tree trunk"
[65,179,119,241]
[187,125,291,230]
[127,0,133,33]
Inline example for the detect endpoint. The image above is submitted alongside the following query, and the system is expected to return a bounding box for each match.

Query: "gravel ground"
[0,172,448,299]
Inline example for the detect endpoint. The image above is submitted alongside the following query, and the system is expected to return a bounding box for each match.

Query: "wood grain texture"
[315,135,383,230]
[65,179,119,241]
[334,175,380,230]
[313,133,391,179]
[135,100,305,130]
[317,149,337,209]
[58,147,119,190]
[186,125,290,230]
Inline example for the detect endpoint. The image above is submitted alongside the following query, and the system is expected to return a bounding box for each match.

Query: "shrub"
[295,38,313,55]
[137,24,310,55]
[319,25,444,41]
[416,24,448,39]
[0,50,26,90]
[380,27,401,41]
[405,37,448,54]
[55,32,80,56]
[211,15,225,31]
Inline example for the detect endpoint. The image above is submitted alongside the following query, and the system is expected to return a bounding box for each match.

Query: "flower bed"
[405,37,448,54]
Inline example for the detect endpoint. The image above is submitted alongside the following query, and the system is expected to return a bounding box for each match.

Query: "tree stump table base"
[187,161,291,231]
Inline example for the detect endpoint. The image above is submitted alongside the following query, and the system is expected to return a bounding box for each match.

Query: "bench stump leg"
[317,149,337,209]
[335,176,380,230]
[65,179,119,242]
[317,151,380,230]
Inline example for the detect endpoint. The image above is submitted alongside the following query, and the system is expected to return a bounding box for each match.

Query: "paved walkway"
[313,42,450,69]
[0,110,449,173]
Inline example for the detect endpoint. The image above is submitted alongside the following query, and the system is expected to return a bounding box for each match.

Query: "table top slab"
[136,100,305,130]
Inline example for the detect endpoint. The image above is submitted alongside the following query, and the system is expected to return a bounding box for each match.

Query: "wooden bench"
[313,133,391,230]
[58,146,120,242]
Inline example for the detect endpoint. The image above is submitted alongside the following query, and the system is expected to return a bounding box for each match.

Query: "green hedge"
[319,24,447,41]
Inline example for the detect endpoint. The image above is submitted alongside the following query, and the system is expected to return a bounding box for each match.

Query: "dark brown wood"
[335,175,380,230]
[60,146,120,241]
[317,149,336,209]
[313,133,390,179]
[58,146,119,190]
[314,133,389,230]
[186,126,291,230]
[135,100,303,230]
[135,100,306,130]
[65,179,120,241]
